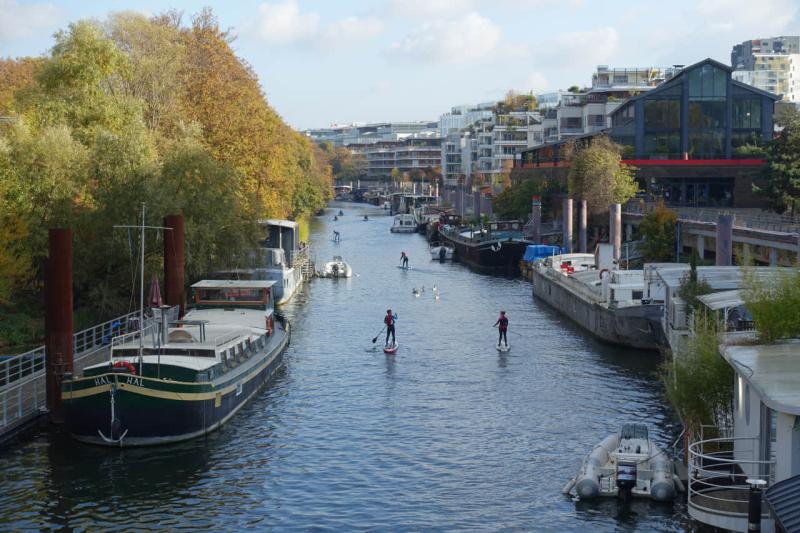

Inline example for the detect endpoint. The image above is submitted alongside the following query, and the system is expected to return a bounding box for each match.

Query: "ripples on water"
[0,203,690,531]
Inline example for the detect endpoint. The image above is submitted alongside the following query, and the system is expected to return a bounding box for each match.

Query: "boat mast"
[139,202,145,374]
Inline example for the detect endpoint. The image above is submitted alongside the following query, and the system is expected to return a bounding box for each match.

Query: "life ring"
[599,268,610,280]
[113,360,137,374]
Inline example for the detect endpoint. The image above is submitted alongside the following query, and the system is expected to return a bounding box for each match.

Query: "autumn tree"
[0,58,40,115]
[568,135,640,214]
[638,203,677,262]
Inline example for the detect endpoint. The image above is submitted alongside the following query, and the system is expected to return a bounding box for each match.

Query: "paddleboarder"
[400,251,409,269]
[333,230,340,242]
[493,311,509,348]
[384,309,397,347]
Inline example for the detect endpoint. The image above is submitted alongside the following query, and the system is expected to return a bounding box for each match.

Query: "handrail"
[687,435,774,520]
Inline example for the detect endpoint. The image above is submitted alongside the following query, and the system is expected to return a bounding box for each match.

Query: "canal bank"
[0,202,688,530]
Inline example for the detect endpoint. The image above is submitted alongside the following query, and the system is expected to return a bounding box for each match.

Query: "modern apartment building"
[351,138,442,179]
[305,121,439,146]
[731,36,800,102]
[537,65,674,144]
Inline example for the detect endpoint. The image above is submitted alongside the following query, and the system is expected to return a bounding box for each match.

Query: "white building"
[731,36,800,102]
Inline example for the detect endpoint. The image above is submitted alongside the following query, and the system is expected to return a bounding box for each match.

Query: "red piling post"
[163,214,185,317]
[45,228,73,424]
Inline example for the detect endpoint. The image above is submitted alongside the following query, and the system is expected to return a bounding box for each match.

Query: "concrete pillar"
[530,196,542,244]
[697,234,705,260]
[610,203,622,261]
[474,191,481,219]
[45,228,73,424]
[769,247,778,266]
[164,214,185,317]
[578,200,587,253]
[716,214,734,266]
[562,198,573,253]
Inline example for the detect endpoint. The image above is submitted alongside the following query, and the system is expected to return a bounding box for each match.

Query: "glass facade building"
[609,59,778,160]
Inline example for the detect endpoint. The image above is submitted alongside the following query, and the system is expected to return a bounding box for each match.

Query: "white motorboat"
[390,214,417,233]
[319,255,352,278]
[430,244,454,261]
[563,423,683,502]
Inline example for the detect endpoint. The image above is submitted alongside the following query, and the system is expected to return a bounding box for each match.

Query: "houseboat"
[530,245,664,350]
[257,219,308,305]
[437,220,530,271]
[61,279,289,447]
[391,214,417,233]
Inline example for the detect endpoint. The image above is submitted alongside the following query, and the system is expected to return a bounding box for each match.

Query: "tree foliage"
[0,10,332,346]
[743,267,800,343]
[568,135,640,214]
[638,203,677,262]
[663,318,734,432]
[318,142,366,182]
[756,106,800,215]
[492,178,564,220]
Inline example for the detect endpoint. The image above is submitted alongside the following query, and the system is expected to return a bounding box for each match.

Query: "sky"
[1,0,799,129]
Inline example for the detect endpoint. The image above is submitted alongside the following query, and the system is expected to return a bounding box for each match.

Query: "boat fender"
[113,360,137,374]
[672,473,686,493]
[650,453,676,501]
[599,268,609,280]
[561,477,576,495]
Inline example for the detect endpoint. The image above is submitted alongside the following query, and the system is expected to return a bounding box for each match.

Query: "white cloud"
[253,1,383,50]
[695,0,798,38]
[0,0,61,42]
[321,16,384,48]
[387,0,474,18]
[255,0,320,45]
[386,12,501,65]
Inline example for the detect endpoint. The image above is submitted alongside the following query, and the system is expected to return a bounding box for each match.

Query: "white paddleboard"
[383,343,399,354]
[397,265,411,270]
[496,344,510,352]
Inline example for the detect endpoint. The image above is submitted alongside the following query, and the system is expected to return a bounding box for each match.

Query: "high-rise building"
[731,36,800,102]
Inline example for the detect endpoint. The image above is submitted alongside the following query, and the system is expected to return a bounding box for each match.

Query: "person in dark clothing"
[333,230,340,242]
[400,251,409,268]
[384,309,397,346]
[493,311,509,347]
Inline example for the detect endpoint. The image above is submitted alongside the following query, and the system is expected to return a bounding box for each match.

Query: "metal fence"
[625,203,800,234]
[1,306,177,437]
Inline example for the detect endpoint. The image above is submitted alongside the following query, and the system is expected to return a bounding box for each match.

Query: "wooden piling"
[45,228,73,424]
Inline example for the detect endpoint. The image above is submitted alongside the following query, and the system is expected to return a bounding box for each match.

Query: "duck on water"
[61,279,289,447]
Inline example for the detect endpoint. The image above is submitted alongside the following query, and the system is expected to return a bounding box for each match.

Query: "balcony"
[688,434,774,532]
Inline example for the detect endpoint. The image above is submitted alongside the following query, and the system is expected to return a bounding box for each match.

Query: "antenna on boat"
[115,203,172,374]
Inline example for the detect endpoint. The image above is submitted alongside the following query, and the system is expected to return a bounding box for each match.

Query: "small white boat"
[430,244,454,261]
[563,423,682,502]
[390,214,417,233]
[319,255,352,278]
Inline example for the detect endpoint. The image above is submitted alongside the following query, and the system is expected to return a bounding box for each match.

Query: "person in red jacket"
[384,309,397,347]
[493,311,509,347]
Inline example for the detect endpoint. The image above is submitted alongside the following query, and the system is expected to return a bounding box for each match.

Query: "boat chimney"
[45,228,73,424]
[716,215,734,266]
[562,198,573,253]
[578,199,588,253]
[163,214,185,317]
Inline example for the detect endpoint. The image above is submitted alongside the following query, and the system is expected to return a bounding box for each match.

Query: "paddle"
[493,325,523,337]
[372,326,386,344]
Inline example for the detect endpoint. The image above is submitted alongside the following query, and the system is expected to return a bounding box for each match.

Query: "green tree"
[677,251,712,311]
[568,135,640,214]
[755,106,800,214]
[492,178,563,220]
[638,203,677,262]
[743,267,800,343]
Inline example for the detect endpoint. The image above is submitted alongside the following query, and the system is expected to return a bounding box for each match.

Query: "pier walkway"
[0,308,175,443]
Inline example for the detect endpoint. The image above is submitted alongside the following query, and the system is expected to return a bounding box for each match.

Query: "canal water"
[0,203,690,531]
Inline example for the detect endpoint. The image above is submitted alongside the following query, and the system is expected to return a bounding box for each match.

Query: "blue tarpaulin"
[523,245,562,262]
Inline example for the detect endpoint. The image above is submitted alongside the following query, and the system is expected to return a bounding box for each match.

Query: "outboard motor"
[616,461,637,503]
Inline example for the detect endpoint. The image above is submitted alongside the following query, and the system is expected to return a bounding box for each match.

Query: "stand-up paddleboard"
[383,344,399,354]
[496,344,510,352]
[397,265,411,270]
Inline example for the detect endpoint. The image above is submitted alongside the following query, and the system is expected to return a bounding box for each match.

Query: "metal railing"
[0,309,142,388]
[1,306,176,436]
[624,204,800,234]
[688,434,773,526]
